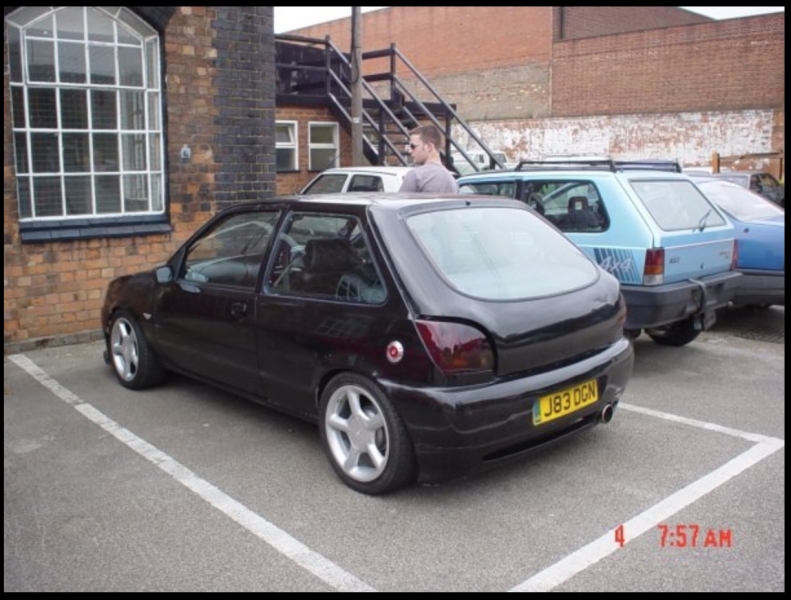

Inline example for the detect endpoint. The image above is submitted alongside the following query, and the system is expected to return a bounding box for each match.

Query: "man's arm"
[399,170,419,192]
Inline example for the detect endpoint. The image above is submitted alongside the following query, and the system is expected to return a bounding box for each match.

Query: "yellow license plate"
[533,379,598,426]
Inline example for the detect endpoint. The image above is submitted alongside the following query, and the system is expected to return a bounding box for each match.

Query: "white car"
[299,166,411,194]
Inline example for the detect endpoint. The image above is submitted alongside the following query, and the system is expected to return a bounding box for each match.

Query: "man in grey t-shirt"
[399,124,459,194]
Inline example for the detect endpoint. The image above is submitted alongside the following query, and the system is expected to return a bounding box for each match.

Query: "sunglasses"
[408,142,423,150]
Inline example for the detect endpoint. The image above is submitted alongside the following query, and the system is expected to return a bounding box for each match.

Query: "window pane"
[57,7,86,41]
[120,90,145,130]
[146,39,159,89]
[8,27,24,82]
[276,148,296,171]
[14,133,29,173]
[31,133,60,173]
[58,41,86,83]
[147,93,160,130]
[311,148,337,171]
[89,45,116,84]
[149,133,161,170]
[91,89,117,129]
[93,133,119,171]
[151,173,163,212]
[18,177,33,219]
[63,133,90,172]
[27,39,56,82]
[310,124,335,144]
[122,134,146,170]
[87,9,115,43]
[27,14,54,38]
[276,124,294,143]
[33,176,64,217]
[11,87,26,128]
[123,174,148,212]
[118,46,143,86]
[64,175,92,215]
[60,89,88,129]
[28,88,57,128]
[96,175,121,213]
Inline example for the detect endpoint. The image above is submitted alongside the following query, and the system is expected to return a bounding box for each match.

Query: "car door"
[255,210,389,420]
[154,209,281,395]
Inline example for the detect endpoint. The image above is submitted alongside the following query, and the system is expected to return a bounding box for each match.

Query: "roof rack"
[515,159,618,172]
[514,158,683,173]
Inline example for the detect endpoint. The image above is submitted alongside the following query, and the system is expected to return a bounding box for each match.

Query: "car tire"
[645,316,701,347]
[108,310,166,390]
[319,372,417,495]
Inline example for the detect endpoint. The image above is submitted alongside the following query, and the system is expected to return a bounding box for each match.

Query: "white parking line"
[9,354,784,593]
[509,403,784,592]
[8,354,376,593]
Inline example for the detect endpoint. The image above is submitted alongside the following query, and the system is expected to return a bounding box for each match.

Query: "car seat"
[566,196,600,230]
[296,238,359,296]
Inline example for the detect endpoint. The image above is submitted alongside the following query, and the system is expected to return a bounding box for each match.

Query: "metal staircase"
[275,34,505,175]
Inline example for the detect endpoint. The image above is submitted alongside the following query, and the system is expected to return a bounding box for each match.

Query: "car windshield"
[405,206,599,300]
[697,180,785,221]
[630,179,727,231]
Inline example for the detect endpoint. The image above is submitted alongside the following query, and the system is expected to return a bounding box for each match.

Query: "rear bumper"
[621,271,742,330]
[732,269,784,307]
[380,338,634,485]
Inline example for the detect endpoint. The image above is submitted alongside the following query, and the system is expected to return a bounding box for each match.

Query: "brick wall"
[551,14,785,117]
[4,6,277,351]
[555,6,710,40]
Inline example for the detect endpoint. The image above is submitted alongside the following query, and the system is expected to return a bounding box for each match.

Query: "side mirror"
[155,265,174,284]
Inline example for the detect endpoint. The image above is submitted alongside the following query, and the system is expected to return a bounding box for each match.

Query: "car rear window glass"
[630,179,727,231]
[302,174,347,194]
[405,206,599,300]
[697,180,785,221]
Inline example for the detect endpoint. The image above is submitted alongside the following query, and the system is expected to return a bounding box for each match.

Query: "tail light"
[643,248,665,286]
[731,239,739,270]
[415,320,494,375]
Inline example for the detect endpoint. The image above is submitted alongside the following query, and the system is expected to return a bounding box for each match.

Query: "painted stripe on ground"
[8,353,376,593]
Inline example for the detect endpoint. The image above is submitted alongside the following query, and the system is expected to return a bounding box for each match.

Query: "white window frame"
[275,120,298,172]
[7,6,164,222]
[308,122,339,171]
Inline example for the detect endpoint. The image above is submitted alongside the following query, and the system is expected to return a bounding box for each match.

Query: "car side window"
[181,211,280,289]
[348,175,384,192]
[265,213,386,304]
[458,181,515,198]
[525,180,607,233]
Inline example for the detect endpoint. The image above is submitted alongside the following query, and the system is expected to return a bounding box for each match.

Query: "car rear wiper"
[696,208,713,232]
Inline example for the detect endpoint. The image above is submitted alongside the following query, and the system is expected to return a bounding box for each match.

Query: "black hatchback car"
[101,194,634,495]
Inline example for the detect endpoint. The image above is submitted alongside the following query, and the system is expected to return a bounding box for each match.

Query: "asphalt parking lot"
[4,306,784,592]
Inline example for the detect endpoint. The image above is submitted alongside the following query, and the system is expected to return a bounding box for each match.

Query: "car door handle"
[230,301,248,316]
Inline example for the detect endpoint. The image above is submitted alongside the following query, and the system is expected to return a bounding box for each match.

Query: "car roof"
[316,166,412,177]
[221,192,518,214]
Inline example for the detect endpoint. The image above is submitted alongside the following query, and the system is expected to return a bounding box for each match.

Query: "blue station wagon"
[458,159,742,346]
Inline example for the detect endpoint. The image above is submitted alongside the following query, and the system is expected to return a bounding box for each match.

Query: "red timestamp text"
[658,524,733,548]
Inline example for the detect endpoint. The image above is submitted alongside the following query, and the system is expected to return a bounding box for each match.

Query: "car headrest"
[303,238,357,272]
[568,196,590,211]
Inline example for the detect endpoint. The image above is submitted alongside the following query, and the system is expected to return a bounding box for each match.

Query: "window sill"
[19,215,172,243]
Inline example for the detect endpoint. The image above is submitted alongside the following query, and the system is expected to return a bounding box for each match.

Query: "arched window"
[7,7,164,225]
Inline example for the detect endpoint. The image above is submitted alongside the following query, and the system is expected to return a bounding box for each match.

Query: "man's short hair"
[411,124,443,149]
